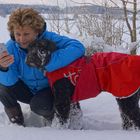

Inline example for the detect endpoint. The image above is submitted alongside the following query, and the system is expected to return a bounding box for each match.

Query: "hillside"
[0,3,124,18]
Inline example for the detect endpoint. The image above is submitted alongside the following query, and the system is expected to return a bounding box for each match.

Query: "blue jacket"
[0,30,85,94]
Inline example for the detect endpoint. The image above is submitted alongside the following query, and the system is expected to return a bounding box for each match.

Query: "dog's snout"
[26,55,34,65]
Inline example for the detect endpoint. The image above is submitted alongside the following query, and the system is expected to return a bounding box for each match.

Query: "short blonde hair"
[7,8,45,34]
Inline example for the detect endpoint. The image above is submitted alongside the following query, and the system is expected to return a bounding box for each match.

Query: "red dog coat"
[46,52,140,101]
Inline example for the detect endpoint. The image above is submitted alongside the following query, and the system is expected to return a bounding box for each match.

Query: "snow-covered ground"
[0,93,133,140]
[1,93,140,140]
[0,12,140,140]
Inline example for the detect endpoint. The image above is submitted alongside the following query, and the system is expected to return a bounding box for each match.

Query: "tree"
[73,1,124,47]
[121,0,138,54]
[110,0,139,54]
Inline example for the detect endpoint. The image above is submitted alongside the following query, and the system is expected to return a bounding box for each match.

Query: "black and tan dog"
[26,39,140,130]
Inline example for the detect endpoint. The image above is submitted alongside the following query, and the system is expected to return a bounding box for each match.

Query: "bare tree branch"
[109,0,120,7]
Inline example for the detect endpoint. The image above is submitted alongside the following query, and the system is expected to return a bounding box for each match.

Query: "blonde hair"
[7,8,45,34]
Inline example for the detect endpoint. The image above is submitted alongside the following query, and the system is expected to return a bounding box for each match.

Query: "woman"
[0,8,85,127]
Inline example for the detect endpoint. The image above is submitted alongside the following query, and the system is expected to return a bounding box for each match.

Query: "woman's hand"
[0,51,14,68]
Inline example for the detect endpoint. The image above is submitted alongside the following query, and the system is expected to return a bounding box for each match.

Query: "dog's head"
[26,39,57,69]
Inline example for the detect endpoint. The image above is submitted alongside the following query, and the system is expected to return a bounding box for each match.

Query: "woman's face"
[13,26,38,49]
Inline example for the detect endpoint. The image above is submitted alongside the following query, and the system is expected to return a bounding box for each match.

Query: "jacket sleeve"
[0,67,19,86]
[44,31,85,72]
[0,41,19,86]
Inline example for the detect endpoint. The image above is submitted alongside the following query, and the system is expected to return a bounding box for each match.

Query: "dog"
[26,39,83,129]
[26,39,57,70]
[26,39,140,130]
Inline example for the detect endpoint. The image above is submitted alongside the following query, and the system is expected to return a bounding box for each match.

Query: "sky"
[0,0,139,9]
[0,0,124,6]
[0,0,102,5]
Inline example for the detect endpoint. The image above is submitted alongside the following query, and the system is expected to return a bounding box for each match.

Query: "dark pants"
[0,80,54,118]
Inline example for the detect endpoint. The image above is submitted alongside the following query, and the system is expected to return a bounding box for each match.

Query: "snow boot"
[4,104,24,126]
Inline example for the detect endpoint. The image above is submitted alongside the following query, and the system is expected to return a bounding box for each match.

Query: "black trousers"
[0,80,54,118]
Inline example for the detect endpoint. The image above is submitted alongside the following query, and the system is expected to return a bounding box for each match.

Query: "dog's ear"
[41,39,57,53]
[27,41,36,51]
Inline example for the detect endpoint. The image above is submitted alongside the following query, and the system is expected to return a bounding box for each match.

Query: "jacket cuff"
[0,66,9,72]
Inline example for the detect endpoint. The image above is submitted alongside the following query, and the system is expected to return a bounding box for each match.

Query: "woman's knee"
[30,92,54,117]
[0,84,11,97]
[0,80,22,98]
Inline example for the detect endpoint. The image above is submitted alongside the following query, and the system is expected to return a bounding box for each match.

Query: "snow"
[0,9,140,140]
[0,93,140,140]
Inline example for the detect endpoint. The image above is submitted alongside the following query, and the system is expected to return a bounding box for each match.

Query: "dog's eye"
[39,50,45,54]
